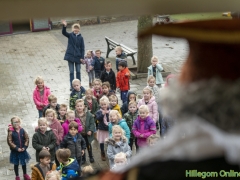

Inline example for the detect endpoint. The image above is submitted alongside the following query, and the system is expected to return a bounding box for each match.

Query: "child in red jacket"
[116,61,130,103]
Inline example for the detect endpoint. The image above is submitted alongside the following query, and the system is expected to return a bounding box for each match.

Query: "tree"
[137,15,153,73]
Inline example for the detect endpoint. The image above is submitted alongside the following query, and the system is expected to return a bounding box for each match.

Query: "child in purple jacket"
[83,50,95,88]
[132,105,156,147]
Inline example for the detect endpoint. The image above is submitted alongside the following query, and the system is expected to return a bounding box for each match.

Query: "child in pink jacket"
[33,76,51,118]
[45,109,64,146]
[137,87,158,123]
[132,105,156,147]
[45,109,63,166]
[62,110,83,137]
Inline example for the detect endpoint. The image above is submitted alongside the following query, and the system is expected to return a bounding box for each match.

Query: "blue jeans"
[120,90,128,104]
[88,70,95,83]
[38,110,43,118]
[68,61,81,88]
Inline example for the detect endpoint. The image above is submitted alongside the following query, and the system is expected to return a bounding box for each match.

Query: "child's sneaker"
[15,176,20,180]
[23,174,30,180]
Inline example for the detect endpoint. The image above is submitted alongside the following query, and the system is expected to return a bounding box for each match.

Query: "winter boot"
[23,174,30,180]
[82,152,86,164]
[101,151,106,161]
[87,144,95,163]
[89,156,95,163]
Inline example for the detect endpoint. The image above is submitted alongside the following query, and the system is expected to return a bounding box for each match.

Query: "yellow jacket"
[113,104,122,117]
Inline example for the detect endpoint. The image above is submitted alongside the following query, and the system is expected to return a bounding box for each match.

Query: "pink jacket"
[49,119,64,146]
[62,118,83,138]
[33,85,51,110]
[137,96,158,123]
[132,116,156,147]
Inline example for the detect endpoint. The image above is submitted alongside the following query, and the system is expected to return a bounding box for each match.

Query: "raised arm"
[61,20,70,38]
[156,64,163,71]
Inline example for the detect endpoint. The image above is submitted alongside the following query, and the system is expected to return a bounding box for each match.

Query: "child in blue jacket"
[108,110,130,142]
[115,46,127,71]
[56,148,79,179]
[90,50,105,78]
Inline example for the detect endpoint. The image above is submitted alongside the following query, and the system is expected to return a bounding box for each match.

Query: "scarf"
[100,109,109,126]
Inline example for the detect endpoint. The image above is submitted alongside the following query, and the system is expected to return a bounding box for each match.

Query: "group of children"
[82,46,130,104]
[7,49,169,180]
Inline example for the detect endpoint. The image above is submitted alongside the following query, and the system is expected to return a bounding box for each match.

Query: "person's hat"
[139,19,240,83]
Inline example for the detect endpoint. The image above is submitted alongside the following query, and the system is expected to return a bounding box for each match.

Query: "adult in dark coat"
[62,20,85,89]
[84,19,240,180]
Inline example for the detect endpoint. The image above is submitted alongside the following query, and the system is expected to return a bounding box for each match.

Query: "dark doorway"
[12,20,30,34]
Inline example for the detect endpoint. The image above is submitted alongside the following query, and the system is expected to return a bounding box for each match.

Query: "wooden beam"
[0,0,239,20]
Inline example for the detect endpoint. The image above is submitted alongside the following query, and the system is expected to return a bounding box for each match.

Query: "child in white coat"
[147,56,164,87]
[106,125,132,168]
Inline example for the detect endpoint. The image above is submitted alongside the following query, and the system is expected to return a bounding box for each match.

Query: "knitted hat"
[139,19,240,83]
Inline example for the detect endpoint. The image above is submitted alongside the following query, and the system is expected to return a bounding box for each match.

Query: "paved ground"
[0,20,188,179]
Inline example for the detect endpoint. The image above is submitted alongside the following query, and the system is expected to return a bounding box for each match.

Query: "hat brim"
[139,19,240,44]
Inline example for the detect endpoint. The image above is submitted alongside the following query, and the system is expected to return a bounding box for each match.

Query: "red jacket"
[116,67,130,91]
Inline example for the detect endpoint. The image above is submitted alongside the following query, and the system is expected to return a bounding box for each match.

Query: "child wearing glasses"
[7,116,31,180]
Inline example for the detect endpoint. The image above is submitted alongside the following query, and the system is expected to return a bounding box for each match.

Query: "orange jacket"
[31,163,57,180]
[116,67,130,91]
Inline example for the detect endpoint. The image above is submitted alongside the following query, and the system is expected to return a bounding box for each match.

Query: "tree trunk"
[137,15,153,73]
